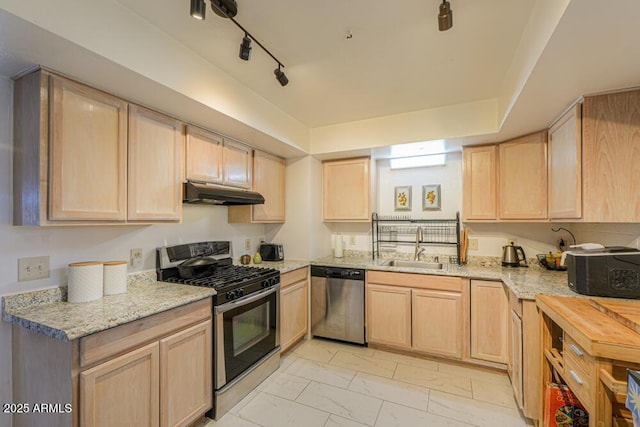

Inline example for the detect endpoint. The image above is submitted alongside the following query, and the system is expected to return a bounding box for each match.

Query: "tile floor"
[202,338,534,427]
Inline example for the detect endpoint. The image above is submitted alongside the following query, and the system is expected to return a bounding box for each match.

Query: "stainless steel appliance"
[259,243,284,261]
[502,241,528,267]
[566,246,640,298]
[310,266,365,344]
[157,241,280,419]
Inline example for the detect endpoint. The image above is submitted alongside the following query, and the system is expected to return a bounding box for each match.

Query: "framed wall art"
[394,186,412,211]
[422,184,441,211]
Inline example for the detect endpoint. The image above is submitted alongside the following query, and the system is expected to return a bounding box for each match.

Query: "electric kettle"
[502,242,528,267]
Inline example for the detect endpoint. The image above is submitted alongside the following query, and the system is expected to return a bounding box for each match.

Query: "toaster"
[259,244,284,261]
[567,246,640,298]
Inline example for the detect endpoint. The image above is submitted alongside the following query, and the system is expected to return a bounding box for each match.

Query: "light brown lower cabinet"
[470,280,508,364]
[280,267,309,353]
[366,271,467,359]
[12,299,212,427]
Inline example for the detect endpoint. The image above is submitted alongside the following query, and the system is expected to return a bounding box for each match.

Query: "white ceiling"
[1,0,640,158]
[115,0,535,127]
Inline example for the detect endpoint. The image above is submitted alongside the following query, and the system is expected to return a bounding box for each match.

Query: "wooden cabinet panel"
[509,309,523,408]
[160,321,212,427]
[470,280,508,364]
[462,145,497,220]
[49,75,128,221]
[548,104,582,219]
[412,288,463,359]
[366,284,411,349]
[498,131,548,219]
[128,105,183,221]
[251,150,286,222]
[323,157,371,222]
[583,90,640,222]
[223,139,252,189]
[185,125,223,184]
[80,342,160,427]
[281,280,309,353]
[228,150,286,223]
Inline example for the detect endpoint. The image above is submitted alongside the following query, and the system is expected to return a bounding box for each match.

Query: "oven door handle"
[215,284,280,314]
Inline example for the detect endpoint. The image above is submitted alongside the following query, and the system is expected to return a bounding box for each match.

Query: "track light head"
[438,0,453,31]
[190,0,206,20]
[274,66,289,87]
[239,35,252,61]
[210,0,238,18]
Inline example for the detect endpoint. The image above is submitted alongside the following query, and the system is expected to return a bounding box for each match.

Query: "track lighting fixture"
[438,0,453,31]
[190,0,206,20]
[274,65,288,87]
[189,0,289,86]
[239,34,252,61]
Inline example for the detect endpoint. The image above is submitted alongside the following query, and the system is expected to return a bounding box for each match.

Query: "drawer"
[80,298,211,367]
[281,267,308,288]
[563,335,595,410]
[367,270,464,292]
[564,334,595,377]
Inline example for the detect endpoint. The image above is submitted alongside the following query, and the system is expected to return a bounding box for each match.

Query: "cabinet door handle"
[568,369,583,385]
[569,344,584,357]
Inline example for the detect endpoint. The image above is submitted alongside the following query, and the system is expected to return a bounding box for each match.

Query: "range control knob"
[261,279,269,288]
[225,291,236,301]
[270,277,279,286]
[235,288,244,298]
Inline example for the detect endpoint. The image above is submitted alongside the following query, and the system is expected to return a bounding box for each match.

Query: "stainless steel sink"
[382,260,444,269]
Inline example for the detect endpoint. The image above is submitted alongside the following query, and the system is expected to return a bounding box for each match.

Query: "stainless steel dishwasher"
[310,266,365,344]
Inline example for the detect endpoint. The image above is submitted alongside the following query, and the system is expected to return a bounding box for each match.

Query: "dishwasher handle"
[311,266,365,280]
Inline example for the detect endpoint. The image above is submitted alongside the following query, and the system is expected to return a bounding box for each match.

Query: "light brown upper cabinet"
[322,157,371,222]
[185,126,251,189]
[223,139,252,189]
[128,105,183,222]
[462,145,497,220]
[582,89,640,222]
[498,131,548,219]
[548,104,582,219]
[13,70,184,225]
[14,70,130,225]
[228,150,286,223]
[185,125,223,184]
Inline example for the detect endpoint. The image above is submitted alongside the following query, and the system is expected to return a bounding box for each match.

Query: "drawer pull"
[568,369,583,385]
[569,344,584,357]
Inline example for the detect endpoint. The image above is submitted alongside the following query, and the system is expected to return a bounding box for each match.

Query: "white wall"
[273,156,332,259]
[0,78,271,424]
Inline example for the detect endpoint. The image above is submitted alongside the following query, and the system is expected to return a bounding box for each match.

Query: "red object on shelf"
[544,383,589,427]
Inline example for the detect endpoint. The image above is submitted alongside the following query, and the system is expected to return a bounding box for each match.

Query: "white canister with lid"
[103,260,128,295]
[67,261,103,303]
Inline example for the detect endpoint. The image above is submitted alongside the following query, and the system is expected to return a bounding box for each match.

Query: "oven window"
[220,289,278,385]
[232,304,270,356]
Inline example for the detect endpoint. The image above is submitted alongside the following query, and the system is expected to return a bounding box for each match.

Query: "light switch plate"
[468,239,479,251]
[18,256,50,281]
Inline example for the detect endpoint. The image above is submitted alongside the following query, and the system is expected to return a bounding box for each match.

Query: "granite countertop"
[1,272,216,341]
[310,256,572,300]
[2,256,573,342]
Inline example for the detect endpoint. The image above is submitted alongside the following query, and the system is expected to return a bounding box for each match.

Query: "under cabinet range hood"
[183,181,265,205]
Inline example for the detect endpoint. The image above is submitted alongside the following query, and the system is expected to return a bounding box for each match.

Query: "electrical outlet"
[245,238,251,251]
[18,256,50,281]
[507,237,518,245]
[349,235,356,245]
[130,248,143,268]
[468,238,479,251]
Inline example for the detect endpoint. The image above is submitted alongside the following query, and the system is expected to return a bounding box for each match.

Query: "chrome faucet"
[414,227,425,261]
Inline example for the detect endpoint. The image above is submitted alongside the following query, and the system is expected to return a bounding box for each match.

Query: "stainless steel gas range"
[157,241,280,419]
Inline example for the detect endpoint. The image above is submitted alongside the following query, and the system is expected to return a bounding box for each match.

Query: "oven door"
[214,284,279,389]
